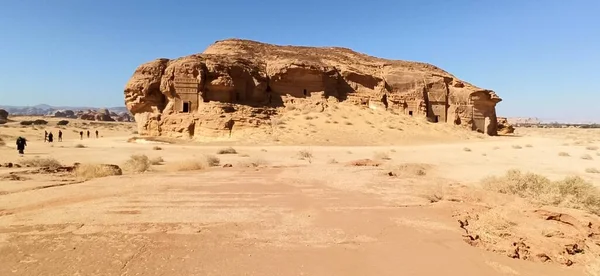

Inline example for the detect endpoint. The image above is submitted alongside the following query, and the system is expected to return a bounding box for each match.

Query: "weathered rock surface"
[0,109,8,124]
[124,39,502,139]
[497,117,515,134]
[76,109,116,122]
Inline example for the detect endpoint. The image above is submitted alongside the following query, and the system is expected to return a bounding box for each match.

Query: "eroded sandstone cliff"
[124,39,501,139]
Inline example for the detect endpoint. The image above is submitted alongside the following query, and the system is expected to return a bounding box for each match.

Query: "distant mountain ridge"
[0,104,128,116]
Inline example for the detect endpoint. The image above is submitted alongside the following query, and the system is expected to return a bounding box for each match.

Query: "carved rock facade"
[124,39,502,138]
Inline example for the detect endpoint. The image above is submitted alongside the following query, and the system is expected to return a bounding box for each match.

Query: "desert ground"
[1,113,600,276]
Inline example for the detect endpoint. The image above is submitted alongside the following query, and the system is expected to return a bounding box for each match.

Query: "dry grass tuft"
[388,163,430,176]
[558,152,570,157]
[237,157,268,168]
[74,164,122,180]
[423,184,444,203]
[21,158,62,169]
[123,154,151,173]
[149,156,164,165]
[586,146,599,151]
[217,147,237,154]
[152,146,162,150]
[585,168,600,174]
[373,151,391,160]
[74,144,86,148]
[470,208,517,244]
[298,149,313,162]
[347,159,382,167]
[463,147,472,152]
[170,155,220,171]
[581,154,593,160]
[482,169,600,215]
[512,145,522,149]
[525,144,533,148]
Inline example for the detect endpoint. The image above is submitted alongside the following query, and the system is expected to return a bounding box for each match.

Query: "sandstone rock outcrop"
[76,109,115,122]
[49,109,76,118]
[0,109,8,124]
[497,117,515,134]
[124,39,502,138]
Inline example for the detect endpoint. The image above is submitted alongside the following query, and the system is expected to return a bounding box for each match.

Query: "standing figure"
[47,132,54,143]
[87,130,90,138]
[79,131,83,140]
[95,130,99,138]
[58,130,63,142]
[16,137,27,155]
[44,131,48,142]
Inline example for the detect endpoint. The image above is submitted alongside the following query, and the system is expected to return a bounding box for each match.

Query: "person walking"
[58,130,63,142]
[79,131,83,140]
[95,130,99,138]
[44,131,48,142]
[47,132,54,143]
[87,130,90,138]
[16,137,27,155]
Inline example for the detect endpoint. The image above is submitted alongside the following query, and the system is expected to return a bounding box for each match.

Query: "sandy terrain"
[1,116,600,275]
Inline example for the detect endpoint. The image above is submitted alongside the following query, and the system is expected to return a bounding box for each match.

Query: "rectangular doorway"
[182,102,190,113]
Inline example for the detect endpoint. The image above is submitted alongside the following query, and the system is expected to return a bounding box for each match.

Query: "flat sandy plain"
[1,114,600,276]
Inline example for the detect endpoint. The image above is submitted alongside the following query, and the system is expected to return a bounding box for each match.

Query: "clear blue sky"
[0,0,598,121]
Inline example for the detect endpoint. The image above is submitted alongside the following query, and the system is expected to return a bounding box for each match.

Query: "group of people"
[78,130,99,140]
[44,129,100,142]
[16,129,101,155]
[44,130,62,142]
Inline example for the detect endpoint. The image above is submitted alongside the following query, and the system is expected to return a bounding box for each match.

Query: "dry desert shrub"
[388,163,429,176]
[348,159,382,167]
[123,154,151,173]
[152,146,162,150]
[74,144,86,148]
[512,145,522,149]
[463,147,472,152]
[525,144,533,148]
[344,121,353,125]
[423,183,444,203]
[21,158,62,169]
[171,155,220,171]
[149,156,164,165]
[237,157,268,168]
[373,151,391,160]
[585,168,600,174]
[469,208,517,244]
[482,169,600,215]
[217,147,237,154]
[74,164,122,180]
[298,149,313,160]
[581,154,593,160]
[586,146,599,151]
[558,152,570,157]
